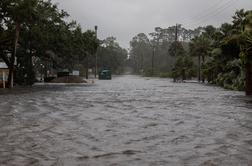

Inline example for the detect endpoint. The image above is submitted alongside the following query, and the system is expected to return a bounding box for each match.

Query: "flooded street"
[0,75,252,166]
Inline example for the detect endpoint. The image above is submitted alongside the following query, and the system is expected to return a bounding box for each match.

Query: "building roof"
[0,62,8,69]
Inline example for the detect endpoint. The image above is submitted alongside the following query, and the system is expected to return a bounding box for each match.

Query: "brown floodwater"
[0,75,252,166]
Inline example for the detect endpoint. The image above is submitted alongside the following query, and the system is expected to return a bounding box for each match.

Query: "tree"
[129,33,151,73]
[168,41,185,57]
[239,10,252,95]
[189,35,211,82]
[129,26,200,77]
[187,9,252,95]
[97,37,127,74]
[0,0,39,87]
[0,0,100,86]
[14,0,70,84]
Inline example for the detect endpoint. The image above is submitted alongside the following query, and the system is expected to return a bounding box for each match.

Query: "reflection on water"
[0,75,252,165]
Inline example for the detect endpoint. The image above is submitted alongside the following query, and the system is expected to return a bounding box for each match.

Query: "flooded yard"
[0,75,252,166]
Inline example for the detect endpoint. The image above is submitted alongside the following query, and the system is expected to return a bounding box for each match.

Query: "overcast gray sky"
[52,0,252,49]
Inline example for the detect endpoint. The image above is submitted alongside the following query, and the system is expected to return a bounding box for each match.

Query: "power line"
[184,0,236,28]
[188,0,237,28]
[183,0,235,25]
[179,0,226,24]
[181,0,236,28]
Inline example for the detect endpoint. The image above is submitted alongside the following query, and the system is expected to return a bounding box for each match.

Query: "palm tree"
[240,11,252,95]
[189,36,211,82]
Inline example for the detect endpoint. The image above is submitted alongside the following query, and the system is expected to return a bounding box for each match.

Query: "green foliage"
[0,0,99,86]
[168,41,186,57]
[172,56,196,80]
[129,26,200,76]
[215,59,245,90]
[189,36,211,58]
[143,69,155,77]
[159,72,172,78]
[97,37,128,74]
[188,9,252,93]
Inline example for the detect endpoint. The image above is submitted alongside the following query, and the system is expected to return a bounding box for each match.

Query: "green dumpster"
[99,70,112,80]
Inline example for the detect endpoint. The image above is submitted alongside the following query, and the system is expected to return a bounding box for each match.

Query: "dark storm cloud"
[53,0,252,48]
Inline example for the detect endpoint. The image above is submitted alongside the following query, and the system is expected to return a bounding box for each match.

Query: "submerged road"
[0,75,252,166]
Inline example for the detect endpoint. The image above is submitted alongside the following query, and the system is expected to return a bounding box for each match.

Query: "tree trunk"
[202,55,205,83]
[85,55,89,79]
[27,30,35,85]
[198,55,201,82]
[245,58,252,95]
[141,53,143,71]
[182,68,186,80]
[7,22,21,88]
[151,47,155,76]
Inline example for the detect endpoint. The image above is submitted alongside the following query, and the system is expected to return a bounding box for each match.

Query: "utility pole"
[172,24,178,82]
[175,23,178,56]
[151,46,155,75]
[86,54,89,79]
[94,25,98,78]
[198,55,201,82]
[175,23,178,42]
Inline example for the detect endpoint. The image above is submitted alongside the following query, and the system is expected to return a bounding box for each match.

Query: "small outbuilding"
[0,62,9,88]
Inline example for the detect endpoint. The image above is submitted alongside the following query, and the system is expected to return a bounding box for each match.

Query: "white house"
[0,62,9,88]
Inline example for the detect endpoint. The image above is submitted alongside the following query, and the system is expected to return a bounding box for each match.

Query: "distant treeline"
[128,9,252,95]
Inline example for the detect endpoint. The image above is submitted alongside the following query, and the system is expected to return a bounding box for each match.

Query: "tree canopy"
[0,0,100,86]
